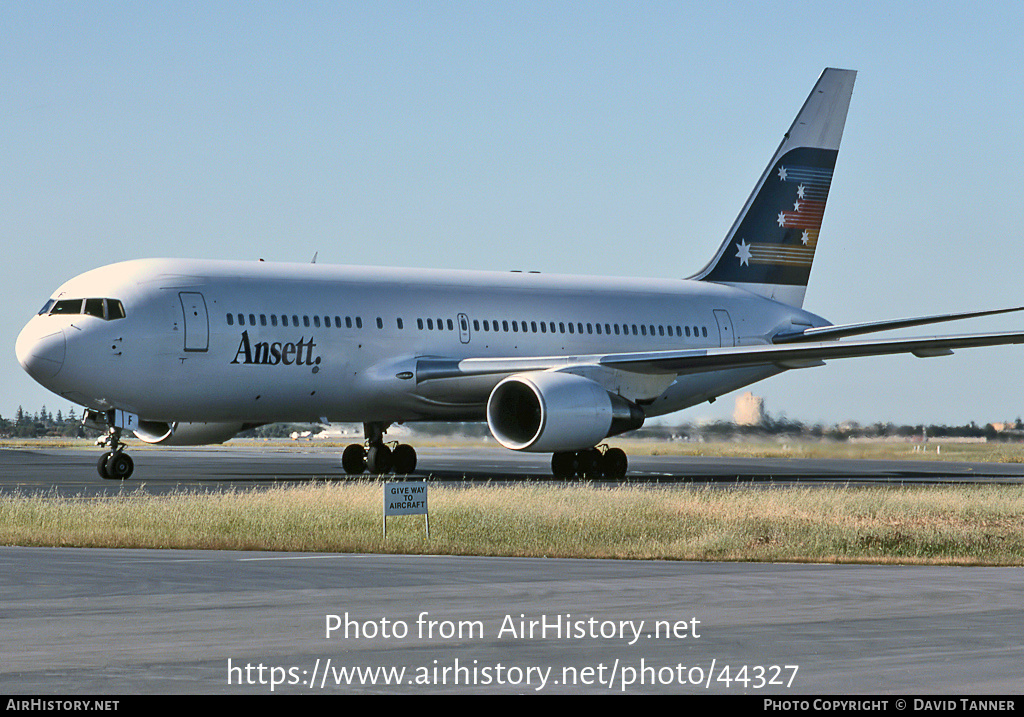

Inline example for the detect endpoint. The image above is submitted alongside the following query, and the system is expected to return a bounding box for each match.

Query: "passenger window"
[226,313,234,326]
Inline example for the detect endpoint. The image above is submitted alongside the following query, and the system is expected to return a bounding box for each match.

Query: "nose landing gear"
[95,422,135,480]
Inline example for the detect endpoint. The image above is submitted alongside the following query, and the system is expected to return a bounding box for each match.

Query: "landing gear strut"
[96,423,134,480]
[551,446,628,479]
[341,422,418,476]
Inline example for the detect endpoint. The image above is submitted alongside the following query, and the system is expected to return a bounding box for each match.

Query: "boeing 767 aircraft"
[15,68,1024,480]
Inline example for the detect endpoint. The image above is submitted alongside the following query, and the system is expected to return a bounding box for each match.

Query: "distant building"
[734,392,765,426]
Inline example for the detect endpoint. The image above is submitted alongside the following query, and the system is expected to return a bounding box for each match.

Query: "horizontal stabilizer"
[774,306,1024,343]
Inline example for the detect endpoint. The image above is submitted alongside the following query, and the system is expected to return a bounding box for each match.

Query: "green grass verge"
[4,482,1024,564]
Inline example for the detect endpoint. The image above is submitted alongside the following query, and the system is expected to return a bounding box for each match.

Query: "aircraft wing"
[416,330,1024,382]
[597,331,1024,375]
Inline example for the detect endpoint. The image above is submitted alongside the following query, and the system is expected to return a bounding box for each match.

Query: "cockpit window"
[50,299,84,315]
[83,298,105,318]
[45,298,126,321]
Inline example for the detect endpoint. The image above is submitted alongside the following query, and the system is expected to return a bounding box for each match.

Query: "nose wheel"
[95,422,135,480]
[98,450,135,480]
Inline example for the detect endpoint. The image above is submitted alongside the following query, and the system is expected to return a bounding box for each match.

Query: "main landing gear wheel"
[341,422,418,476]
[551,446,628,480]
[341,444,367,474]
[391,443,417,474]
[366,445,392,475]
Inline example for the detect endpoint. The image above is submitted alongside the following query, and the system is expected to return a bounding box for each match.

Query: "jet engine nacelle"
[134,420,246,446]
[486,371,644,452]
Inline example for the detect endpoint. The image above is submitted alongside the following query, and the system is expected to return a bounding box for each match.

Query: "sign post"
[383,481,429,539]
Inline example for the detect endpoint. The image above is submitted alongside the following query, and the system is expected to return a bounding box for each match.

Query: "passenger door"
[179,292,209,352]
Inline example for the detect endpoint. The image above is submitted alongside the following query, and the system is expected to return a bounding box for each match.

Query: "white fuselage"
[17,258,825,427]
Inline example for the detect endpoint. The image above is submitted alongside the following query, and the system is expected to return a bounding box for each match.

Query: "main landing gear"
[341,422,418,476]
[96,424,135,480]
[551,446,628,479]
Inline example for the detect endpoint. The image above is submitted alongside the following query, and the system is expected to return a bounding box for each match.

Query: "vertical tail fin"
[691,68,856,308]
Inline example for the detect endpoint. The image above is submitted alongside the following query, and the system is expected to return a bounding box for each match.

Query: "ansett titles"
[230,330,320,366]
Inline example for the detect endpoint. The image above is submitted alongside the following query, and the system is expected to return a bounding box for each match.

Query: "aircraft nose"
[15,320,66,381]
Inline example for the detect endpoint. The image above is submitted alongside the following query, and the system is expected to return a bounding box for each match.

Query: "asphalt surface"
[2,445,1023,695]
[2,547,1022,694]
[5,444,1024,497]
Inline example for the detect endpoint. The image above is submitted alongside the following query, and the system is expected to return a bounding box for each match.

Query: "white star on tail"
[778,166,787,181]
[736,239,752,266]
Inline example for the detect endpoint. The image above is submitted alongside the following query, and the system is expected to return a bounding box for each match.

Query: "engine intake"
[486,371,644,452]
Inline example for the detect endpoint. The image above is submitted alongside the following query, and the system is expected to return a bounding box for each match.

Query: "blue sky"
[4,1,1024,426]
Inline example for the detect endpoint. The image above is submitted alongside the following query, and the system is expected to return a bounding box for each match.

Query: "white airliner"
[15,68,1024,480]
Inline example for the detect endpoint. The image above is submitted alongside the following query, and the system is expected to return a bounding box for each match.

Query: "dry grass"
[3,482,1024,564]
